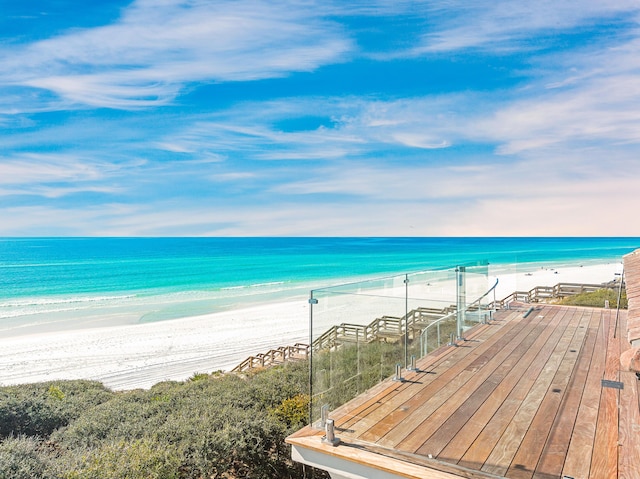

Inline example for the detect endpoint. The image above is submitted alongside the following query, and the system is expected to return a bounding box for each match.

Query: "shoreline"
[0,261,623,390]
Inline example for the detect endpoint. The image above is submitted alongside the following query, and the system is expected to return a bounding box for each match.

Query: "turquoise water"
[0,237,637,332]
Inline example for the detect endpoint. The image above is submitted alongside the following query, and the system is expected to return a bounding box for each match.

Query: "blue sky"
[2,0,640,236]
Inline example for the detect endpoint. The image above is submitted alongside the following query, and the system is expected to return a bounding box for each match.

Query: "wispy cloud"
[476,46,640,155]
[0,0,353,109]
[411,0,640,53]
[0,153,109,185]
[4,168,639,237]
[1,0,640,235]
[156,95,464,163]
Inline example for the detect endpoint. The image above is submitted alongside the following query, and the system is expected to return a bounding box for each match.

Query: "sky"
[2,0,640,236]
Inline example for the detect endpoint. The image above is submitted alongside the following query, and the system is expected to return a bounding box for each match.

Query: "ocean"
[0,237,637,388]
[1,237,638,335]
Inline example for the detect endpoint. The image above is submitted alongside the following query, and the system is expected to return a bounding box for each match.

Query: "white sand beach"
[0,262,623,390]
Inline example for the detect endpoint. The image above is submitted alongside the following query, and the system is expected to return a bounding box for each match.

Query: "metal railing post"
[404,275,409,368]
[308,293,318,426]
[456,266,466,340]
[323,418,340,446]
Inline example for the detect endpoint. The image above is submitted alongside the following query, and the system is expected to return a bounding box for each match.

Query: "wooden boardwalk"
[231,343,309,373]
[288,303,640,478]
[234,282,612,373]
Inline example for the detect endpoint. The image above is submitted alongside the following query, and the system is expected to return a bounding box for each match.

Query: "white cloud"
[391,132,450,149]
[0,0,353,109]
[24,75,178,110]
[412,0,640,53]
[157,95,461,163]
[442,188,640,236]
[210,172,257,182]
[478,74,640,155]
[4,175,640,236]
[2,0,640,236]
[16,185,122,199]
[150,37,640,171]
[0,154,107,185]
[0,152,143,200]
[255,148,356,161]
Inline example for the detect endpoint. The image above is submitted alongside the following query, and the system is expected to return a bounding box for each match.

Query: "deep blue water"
[0,237,637,328]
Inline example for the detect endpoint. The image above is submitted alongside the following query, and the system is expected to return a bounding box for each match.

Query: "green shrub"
[0,380,114,439]
[4,363,327,479]
[311,340,403,416]
[245,360,309,409]
[271,394,309,428]
[0,436,54,479]
[48,385,65,401]
[558,288,628,308]
[187,372,209,382]
[50,389,176,449]
[61,439,181,479]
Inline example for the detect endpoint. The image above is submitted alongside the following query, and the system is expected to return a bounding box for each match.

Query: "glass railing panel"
[459,261,492,332]
[308,263,492,427]
[405,269,457,363]
[309,274,407,425]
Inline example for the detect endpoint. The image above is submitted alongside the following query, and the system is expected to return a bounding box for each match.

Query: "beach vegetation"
[271,394,309,427]
[309,317,459,420]
[47,386,65,401]
[0,380,113,440]
[0,435,53,479]
[187,372,209,382]
[311,340,403,419]
[558,288,628,309]
[0,362,327,479]
[60,439,182,479]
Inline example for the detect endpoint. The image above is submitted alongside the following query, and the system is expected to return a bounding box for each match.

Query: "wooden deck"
[288,303,640,478]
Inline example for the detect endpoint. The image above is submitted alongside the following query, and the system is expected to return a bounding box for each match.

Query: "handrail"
[470,277,499,308]
[310,305,457,351]
[419,277,499,355]
[419,310,457,356]
[231,343,309,373]
[312,278,501,353]
[488,282,611,309]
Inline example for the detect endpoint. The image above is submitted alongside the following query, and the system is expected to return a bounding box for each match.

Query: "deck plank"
[561,311,608,478]
[457,307,574,471]
[374,309,547,450]
[533,309,600,479]
[394,314,548,452]
[289,300,634,479]
[351,311,528,444]
[436,306,566,464]
[617,310,640,479]
[504,308,593,478]
[619,369,640,479]
[480,308,583,476]
[333,321,498,434]
[333,325,500,440]
[416,308,560,459]
[589,310,620,479]
[326,323,484,433]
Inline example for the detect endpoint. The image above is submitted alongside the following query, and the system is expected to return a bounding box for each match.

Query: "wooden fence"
[231,343,310,373]
[488,282,608,309]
